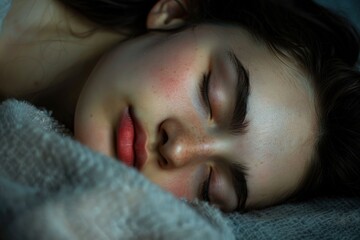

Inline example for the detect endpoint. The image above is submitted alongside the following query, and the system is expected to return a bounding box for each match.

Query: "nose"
[158,118,213,168]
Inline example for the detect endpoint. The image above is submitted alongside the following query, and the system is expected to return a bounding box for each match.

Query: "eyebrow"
[226,50,250,135]
[226,50,250,211]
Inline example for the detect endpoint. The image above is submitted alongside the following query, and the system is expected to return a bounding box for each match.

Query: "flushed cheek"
[149,45,198,101]
[143,164,209,200]
[75,120,115,157]
[162,177,192,199]
[148,171,195,199]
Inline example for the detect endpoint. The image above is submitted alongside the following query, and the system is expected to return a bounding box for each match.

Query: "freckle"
[89,114,93,118]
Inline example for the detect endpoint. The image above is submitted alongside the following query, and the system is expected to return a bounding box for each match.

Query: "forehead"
[202,25,318,207]
[242,84,317,208]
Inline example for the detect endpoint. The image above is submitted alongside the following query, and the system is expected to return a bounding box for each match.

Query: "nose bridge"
[159,118,213,167]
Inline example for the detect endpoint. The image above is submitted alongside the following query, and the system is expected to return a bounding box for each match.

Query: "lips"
[116,107,147,170]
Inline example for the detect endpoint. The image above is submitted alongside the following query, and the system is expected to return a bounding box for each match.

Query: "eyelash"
[200,73,212,118]
[201,167,212,202]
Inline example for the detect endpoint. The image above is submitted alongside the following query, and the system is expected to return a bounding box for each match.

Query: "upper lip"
[129,107,147,170]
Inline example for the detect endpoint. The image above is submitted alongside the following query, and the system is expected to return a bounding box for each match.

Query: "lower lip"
[117,107,135,167]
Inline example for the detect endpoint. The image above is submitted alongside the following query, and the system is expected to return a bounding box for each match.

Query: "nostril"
[158,128,170,168]
[158,156,169,168]
[161,129,169,145]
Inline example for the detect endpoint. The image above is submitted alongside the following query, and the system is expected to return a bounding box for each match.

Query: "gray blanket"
[1,99,359,239]
[0,100,234,239]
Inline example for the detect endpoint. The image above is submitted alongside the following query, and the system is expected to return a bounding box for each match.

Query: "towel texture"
[1,99,360,240]
[0,100,235,239]
[1,0,360,239]
[0,0,10,33]
[227,197,360,239]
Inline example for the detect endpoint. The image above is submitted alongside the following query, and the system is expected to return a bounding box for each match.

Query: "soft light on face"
[74,24,317,212]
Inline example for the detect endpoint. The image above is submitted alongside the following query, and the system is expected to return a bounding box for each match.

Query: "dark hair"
[58,0,360,199]
[187,0,360,199]
[57,0,157,35]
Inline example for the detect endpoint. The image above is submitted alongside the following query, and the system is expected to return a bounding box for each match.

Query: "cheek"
[149,171,194,199]
[149,47,197,101]
[142,164,208,200]
[162,174,192,199]
[74,119,115,157]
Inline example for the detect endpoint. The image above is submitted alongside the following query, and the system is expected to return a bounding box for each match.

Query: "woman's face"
[75,24,317,212]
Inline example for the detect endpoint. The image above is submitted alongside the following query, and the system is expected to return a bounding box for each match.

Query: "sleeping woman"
[0,0,359,213]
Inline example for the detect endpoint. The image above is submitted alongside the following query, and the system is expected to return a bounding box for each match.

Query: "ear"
[147,0,188,30]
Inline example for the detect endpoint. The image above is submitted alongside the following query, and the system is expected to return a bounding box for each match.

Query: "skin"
[0,0,317,212]
[74,24,318,212]
[0,0,125,98]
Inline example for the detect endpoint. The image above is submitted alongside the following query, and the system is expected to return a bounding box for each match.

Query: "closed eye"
[199,72,212,118]
[201,167,212,202]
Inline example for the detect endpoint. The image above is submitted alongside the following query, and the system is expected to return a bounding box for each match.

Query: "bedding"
[0,0,10,33]
[0,100,234,239]
[315,0,360,30]
[1,0,360,239]
[1,99,359,239]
